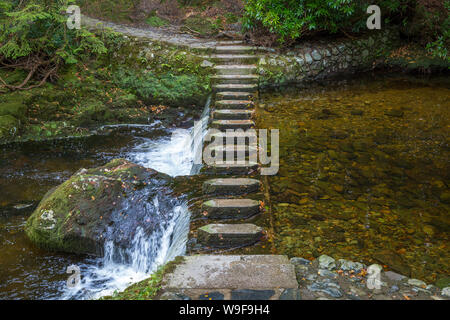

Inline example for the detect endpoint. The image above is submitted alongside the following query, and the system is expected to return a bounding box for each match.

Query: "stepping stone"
[213,109,253,120]
[203,178,261,195]
[210,144,257,159]
[211,74,259,85]
[162,255,298,300]
[197,223,264,247]
[202,199,261,219]
[216,91,254,101]
[213,83,258,93]
[207,54,258,64]
[211,119,255,130]
[215,100,254,109]
[203,161,258,175]
[214,64,257,75]
[215,46,256,54]
[207,130,258,146]
[231,289,275,300]
[217,40,244,45]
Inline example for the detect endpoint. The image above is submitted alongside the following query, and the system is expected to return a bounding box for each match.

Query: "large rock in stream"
[25,159,178,256]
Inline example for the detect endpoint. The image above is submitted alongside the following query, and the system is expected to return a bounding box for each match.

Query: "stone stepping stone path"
[200,41,262,247]
[159,41,300,300]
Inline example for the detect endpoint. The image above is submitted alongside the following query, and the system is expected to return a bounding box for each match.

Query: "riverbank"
[0,23,212,145]
[2,13,447,146]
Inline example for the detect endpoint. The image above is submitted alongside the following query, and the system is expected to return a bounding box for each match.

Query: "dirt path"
[82,14,225,50]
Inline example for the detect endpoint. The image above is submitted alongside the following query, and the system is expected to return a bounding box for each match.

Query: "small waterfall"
[105,198,189,273]
[61,96,211,300]
[127,94,211,177]
[62,202,190,300]
[190,94,211,174]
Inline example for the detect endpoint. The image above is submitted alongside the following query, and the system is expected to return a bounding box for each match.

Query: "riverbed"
[260,74,449,286]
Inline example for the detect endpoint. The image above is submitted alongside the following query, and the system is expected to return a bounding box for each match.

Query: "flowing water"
[0,111,207,299]
[260,74,449,285]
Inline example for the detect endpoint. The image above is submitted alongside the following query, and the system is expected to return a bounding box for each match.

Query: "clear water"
[259,74,449,284]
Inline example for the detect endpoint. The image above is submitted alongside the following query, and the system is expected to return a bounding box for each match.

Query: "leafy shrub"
[242,0,369,44]
[243,1,414,43]
[416,0,449,61]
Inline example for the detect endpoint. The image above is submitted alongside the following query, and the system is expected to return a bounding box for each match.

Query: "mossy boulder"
[25,158,176,255]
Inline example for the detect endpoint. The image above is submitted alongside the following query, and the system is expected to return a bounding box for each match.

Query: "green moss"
[435,277,450,289]
[25,177,81,252]
[146,15,169,28]
[101,256,185,300]
[113,68,209,107]
[0,114,20,141]
[0,95,27,120]
[72,99,111,127]
[79,0,137,23]
[24,159,147,254]
[183,16,220,36]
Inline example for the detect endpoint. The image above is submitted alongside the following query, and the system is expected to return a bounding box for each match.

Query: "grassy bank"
[0,28,212,145]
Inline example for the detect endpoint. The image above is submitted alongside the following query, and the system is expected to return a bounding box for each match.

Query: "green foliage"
[242,0,368,43]
[425,1,449,62]
[0,0,107,63]
[242,1,409,41]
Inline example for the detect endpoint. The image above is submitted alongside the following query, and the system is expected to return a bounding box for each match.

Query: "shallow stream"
[260,74,449,285]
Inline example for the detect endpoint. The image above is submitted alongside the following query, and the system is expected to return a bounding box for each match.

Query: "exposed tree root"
[0,55,59,91]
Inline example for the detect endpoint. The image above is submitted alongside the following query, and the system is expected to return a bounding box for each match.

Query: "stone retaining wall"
[257,29,401,87]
